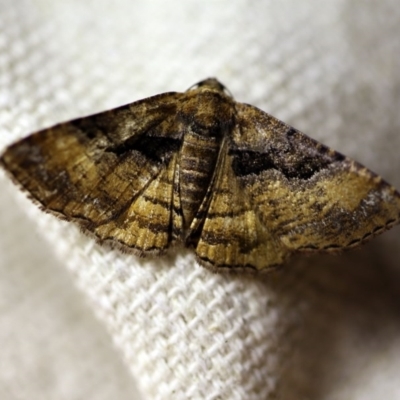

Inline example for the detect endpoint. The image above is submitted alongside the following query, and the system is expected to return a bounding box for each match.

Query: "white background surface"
[1,1,400,399]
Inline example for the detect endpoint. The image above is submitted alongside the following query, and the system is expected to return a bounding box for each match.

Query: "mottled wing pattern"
[230,103,400,258]
[94,151,181,255]
[189,142,287,271]
[1,92,184,255]
[2,78,400,272]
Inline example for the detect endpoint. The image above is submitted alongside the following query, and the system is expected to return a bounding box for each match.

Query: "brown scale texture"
[1,78,400,271]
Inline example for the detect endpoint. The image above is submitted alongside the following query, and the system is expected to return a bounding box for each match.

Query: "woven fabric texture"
[1,1,400,399]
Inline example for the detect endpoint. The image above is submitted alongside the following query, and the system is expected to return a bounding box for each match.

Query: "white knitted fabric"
[1,1,400,399]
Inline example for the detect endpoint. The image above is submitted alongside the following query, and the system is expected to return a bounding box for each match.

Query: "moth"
[1,78,400,272]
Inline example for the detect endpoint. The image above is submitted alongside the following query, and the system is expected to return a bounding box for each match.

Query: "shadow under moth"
[1,78,399,272]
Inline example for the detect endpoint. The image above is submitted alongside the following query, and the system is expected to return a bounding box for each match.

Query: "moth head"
[187,78,233,97]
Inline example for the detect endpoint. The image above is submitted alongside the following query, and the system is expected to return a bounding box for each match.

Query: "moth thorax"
[179,131,221,229]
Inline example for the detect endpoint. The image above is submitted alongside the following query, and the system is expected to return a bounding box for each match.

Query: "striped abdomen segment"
[179,131,221,228]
